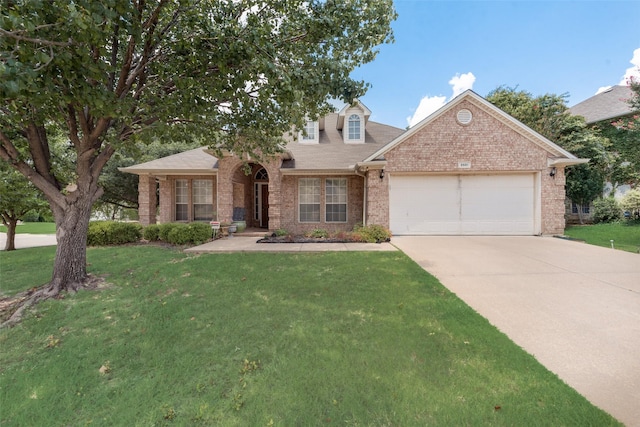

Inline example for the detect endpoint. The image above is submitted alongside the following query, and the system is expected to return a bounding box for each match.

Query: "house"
[121,90,586,236]
[567,85,637,222]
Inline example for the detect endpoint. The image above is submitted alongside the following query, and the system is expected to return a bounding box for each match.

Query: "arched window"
[348,114,361,140]
[255,167,269,181]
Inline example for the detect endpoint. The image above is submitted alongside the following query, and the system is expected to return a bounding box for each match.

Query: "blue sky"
[351,0,640,129]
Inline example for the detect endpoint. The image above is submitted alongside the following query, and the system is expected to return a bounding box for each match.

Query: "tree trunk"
[46,197,94,294]
[577,204,584,225]
[4,218,18,251]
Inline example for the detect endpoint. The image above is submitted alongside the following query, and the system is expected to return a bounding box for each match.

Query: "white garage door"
[389,174,536,235]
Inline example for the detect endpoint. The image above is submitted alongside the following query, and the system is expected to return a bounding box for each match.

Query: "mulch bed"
[257,236,355,244]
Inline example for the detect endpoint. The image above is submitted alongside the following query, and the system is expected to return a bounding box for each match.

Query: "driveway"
[392,236,640,427]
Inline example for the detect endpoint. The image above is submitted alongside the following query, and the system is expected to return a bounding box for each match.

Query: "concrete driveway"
[392,236,640,427]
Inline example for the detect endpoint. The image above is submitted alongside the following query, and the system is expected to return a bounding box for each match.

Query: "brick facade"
[129,93,577,236]
[137,175,157,226]
[381,99,567,234]
[279,174,365,235]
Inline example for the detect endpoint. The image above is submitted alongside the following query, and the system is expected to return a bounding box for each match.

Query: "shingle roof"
[569,85,636,124]
[283,113,404,171]
[120,114,405,175]
[119,147,218,174]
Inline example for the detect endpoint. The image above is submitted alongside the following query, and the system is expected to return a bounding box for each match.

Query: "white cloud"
[406,95,447,128]
[449,72,476,98]
[596,85,613,94]
[619,47,640,85]
[407,72,476,128]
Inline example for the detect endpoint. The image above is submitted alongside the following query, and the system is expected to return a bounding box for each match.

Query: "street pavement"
[0,232,57,250]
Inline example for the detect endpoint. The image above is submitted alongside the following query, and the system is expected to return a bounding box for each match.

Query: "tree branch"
[0,27,73,47]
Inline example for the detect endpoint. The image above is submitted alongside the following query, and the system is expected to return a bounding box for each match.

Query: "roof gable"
[364,90,580,163]
[336,99,372,130]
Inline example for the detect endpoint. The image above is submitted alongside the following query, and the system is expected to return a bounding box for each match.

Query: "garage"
[389,174,537,235]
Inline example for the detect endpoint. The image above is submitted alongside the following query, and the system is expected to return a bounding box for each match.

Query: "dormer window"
[348,114,361,140]
[336,99,369,143]
[299,120,319,143]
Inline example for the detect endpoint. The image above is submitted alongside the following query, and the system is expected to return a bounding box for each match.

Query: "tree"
[0,162,49,251]
[0,0,396,303]
[596,75,640,189]
[486,87,609,223]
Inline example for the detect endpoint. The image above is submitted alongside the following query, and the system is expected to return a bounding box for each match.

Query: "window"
[571,202,590,215]
[299,178,320,222]
[325,178,347,222]
[348,114,361,140]
[255,167,268,180]
[301,121,317,142]
[175,180,188,221]
[193,180,213,221]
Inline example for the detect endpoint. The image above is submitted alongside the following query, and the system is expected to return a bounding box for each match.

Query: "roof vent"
[456,109,473,125]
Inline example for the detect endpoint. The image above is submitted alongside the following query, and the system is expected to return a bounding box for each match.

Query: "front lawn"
[0,246,620,426]
[565,222,640,253]
[0,222,56,235]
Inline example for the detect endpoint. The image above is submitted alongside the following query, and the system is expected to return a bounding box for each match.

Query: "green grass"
[565,222,640,253]
[0,246,621,426]
[0,222,56,234]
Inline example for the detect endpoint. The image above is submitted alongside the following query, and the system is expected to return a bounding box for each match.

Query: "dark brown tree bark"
[3,218,18,251]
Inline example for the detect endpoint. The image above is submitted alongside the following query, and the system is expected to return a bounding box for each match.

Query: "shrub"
[274,228,289,237]
[621,189,640,220]
[143,224,160,241]
[353,224,392,243]
[187,222,212,245]
[158,223,181,242]
[158,222,212,245]
[87,221,142,246]
[592,197,621,223]
[167,225,192,245]
[22,210,43,222]
[305,228,329,238]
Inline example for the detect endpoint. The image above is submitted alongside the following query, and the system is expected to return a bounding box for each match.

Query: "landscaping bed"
[257,235,390,244]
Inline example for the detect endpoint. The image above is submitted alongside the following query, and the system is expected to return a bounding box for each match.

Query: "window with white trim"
[299,178,320,222]
[347,114,361,141]
[300,120,317,143]
[325,178,347,222]
[175,179,188,221]
[193,179,213,221]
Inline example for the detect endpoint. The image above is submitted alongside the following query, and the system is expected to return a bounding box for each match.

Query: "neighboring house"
[567,85,636,223]
[121,90,586,236]
[569,85,635,124]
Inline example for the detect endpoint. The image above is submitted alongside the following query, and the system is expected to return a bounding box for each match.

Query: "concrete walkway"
[185,236,397,253]
[0,232,57,250]
[392,236,640,427]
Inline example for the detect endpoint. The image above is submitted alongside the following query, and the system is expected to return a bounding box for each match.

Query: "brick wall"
[382,99,568,234]
[137,174,157,226]
[365,170,389,227]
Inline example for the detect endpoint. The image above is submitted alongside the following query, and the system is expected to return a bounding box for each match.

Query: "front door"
[260,184,269,228]
[255,182,269,228]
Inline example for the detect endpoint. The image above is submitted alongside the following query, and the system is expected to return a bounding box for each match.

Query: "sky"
[349,0,640,129]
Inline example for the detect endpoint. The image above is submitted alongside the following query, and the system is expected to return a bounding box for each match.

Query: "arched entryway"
[231,163,269,229]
